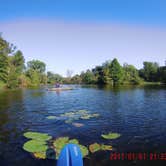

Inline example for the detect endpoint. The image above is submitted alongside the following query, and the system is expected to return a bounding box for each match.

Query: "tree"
[109,58,124,85]
[140,62,158,82]
[6,51,25,88]
[27,60,46,73]
[26,60,46,86]
[158,66,166,83]
[71,74,82,84]
[123,63,142,84]
[80,70,96,84]
[47,71,63,84]
[0,36,9,83]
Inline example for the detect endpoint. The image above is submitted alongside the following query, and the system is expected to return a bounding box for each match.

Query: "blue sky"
[0,0,166,76]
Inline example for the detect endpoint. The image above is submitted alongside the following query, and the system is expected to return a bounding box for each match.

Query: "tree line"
[0,35,165,89]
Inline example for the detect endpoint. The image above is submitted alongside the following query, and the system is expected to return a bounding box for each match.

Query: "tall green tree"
[0,36,9,83]
[26,60,46,86]
[47,71,63,84]
[109,58,123,85]
[123,63,142,84]
[27,60,46,73]
[80,70,96,84]
[6,50,25,88]
[139,62,158,82]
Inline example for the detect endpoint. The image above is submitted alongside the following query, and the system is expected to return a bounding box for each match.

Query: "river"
[0,85,166,166]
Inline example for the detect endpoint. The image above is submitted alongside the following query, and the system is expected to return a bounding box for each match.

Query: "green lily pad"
[101,144,113,151]
[80,114,91,120]
[68,139,79,144]
[53,137,69,158]
[77,110,89,114]
[23,140,48,153]
[78,145,89,157]
[65,119,73,124]
[24,132,52,141]
[53,137,89,159]
[101,132,121,139]
[33,152,46,159]
[89,143,101,153]
[61,112,75,118]
[47,116,57,120]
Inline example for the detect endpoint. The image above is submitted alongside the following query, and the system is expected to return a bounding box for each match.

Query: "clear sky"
[0,0,166,76]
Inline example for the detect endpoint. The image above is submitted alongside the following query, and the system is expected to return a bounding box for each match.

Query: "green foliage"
[0,53,8,82]
[158,66,166,83]
[80,70,96,84]
[89,143,101,153]
[26,60,46,86]
[27,60,46,73]
[47,71,63,84]
[57,110,100,124]
[100,144,113,151]
[24,132,52,141]
[46,116,57,120]
[123,63,142,84]
[139,62,159,82]
[23,140,48,153]
[101,132,121,139]
[109,58,124,85]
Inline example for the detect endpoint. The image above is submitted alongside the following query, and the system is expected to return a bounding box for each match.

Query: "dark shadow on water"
[46,148,56,160]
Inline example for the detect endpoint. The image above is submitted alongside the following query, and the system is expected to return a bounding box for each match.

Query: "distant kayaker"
[55,82,60,88]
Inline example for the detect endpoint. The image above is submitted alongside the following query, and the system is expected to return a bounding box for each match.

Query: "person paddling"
[55,82,60,88]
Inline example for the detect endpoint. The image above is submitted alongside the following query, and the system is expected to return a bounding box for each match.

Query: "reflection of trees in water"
[0,89,23,143]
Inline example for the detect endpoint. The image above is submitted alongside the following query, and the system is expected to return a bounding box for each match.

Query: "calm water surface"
[0,85,166,166]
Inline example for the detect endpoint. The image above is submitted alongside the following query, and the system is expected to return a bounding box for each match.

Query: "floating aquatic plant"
[68,139,79,144]
[89,143,101,153]
[23,140,48,153]
[78,145,89,157]
[33,152,46,159]
[89,143,112,153]
[24,132,52,141]
[47,116,57,120]
[101,144,113,151]
[101,132,121,140]
[60,110,100,123]
[53,137,88,159]
[53,137,69,158]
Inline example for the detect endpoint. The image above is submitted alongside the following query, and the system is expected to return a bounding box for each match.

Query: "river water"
[0,85,166,166]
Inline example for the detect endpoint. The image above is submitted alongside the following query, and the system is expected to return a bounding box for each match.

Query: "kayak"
[47,87,73,91]
[57,144,83,166]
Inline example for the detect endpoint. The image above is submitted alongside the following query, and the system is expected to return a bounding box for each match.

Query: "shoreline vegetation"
[0,35,166,90]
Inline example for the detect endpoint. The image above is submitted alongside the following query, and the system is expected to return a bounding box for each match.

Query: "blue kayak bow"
[57,144,83,166]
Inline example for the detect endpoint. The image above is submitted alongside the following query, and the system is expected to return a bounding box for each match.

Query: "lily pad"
[101,132,121,139]
[89,143,101,153]
[33,152,46,159]
[79,145,89,157]
[23,140,48,153]
[53,137,69,158]
[77,110,89,114]
[68,139,79,144]
[47,116,57,120]
[80,114,91,120]
[101,144,113,151]
[61,112,75,118]
[24,132,52,141]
